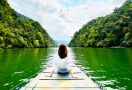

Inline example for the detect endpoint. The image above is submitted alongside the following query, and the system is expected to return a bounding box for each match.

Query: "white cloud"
[8,0,126,42]
[8,0,23,14]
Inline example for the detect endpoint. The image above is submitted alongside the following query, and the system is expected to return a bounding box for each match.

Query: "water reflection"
[0,48,55,90]
[71,48,132,90]
[0,48,132,90]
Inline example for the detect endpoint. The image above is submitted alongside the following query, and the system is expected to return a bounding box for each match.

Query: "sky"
[8,0,126,43]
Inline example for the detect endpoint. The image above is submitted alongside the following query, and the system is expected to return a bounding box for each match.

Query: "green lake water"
[0,48,132,90]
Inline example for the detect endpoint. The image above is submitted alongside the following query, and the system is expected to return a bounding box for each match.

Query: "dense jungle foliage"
[69,0,132,47]
[0,0,57,48]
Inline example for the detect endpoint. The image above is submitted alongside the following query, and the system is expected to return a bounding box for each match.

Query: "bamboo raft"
[20,61,103,90]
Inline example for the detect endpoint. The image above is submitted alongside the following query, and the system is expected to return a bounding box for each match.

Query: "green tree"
[0,0,57,48]
[69,0,132,47]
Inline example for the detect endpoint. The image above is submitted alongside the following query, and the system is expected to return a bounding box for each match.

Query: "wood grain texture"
[21,63,100,90]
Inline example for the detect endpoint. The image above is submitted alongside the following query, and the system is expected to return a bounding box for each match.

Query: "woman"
[45,44,78,79]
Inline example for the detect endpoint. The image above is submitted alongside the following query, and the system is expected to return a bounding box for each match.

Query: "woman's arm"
[69,69,78,79]
[45,71,54,77]
[45,55,57,77]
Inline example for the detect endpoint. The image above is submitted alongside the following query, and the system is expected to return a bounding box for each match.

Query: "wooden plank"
[21,62,100,90]
[39,72,88,80]
[34,79,98,88]
[25,87,100,90]
[27,73,42,88]
[20,87,26,90]
[70,63,77,67]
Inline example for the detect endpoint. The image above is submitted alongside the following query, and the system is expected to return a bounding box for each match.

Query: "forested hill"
[69,0,132,48]
[0,0,57,48]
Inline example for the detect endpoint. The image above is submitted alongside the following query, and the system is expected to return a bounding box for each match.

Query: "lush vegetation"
[69,0,132,47]
[0,0,57,48]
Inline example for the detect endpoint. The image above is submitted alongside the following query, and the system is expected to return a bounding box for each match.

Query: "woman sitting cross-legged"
[45,44,78,79]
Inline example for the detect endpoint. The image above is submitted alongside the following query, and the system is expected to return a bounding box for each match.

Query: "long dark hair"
[58,44,68,59]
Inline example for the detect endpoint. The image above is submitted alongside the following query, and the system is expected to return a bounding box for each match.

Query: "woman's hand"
[45,71,54,77]
[72,75,79,79]
[45,74,52,77]
[69,69,79,79]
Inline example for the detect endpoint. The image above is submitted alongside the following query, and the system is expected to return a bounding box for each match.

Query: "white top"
[52,54,72,72]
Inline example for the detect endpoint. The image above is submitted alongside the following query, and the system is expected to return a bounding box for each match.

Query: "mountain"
[15,11,31,20]
[55,40,68,46]
[69,0,132,48]
[0,0,57,48]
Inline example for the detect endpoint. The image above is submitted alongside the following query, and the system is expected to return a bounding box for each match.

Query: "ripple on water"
[19,78,29,82]
[4,82,13,86]
[11,71,24,76]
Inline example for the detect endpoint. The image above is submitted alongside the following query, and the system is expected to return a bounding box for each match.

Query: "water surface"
[0,48,56,90]
[71,48,132,90]
[0,48,132,90]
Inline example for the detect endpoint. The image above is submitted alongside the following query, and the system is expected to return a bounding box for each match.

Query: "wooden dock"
[20,62,101,90]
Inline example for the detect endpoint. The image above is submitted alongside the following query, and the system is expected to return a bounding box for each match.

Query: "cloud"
[8,0,126,42]
[8,0,23,13]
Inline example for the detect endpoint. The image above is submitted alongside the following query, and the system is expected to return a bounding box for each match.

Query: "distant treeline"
[0,0,57,48]
[69,0,132,47]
